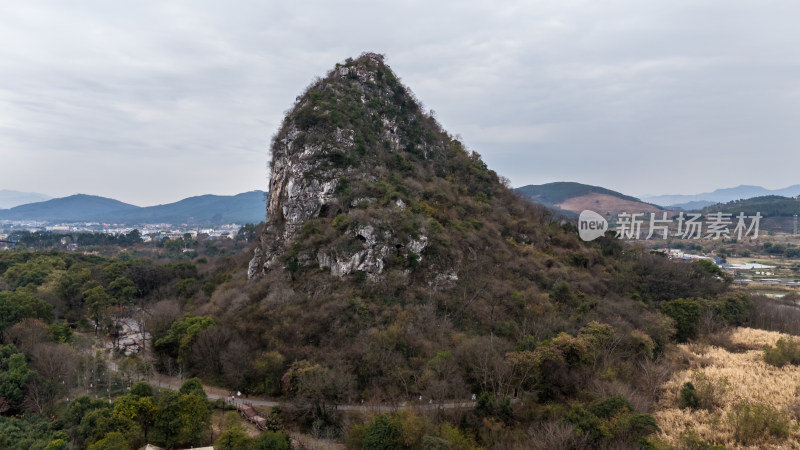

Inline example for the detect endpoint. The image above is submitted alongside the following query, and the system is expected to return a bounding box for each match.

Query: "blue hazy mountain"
[0,190,52,209]
[0,194,139,222]
[642,184,800,207]
[0,191,266,225]
[117,191,266,224]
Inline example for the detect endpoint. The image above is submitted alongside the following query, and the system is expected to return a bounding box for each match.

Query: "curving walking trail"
[97,335,486,414]
[112,358,480,413]
[150,370,478,412]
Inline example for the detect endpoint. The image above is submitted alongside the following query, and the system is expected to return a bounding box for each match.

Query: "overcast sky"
[2,1,799,206]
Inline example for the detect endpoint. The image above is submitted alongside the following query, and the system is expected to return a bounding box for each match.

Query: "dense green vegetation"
[763,337,800,367]
[0,243,291,447]
[704,194,800,217]
[10,229,144,249]
[0,376,290,449]
[65,379,213,449]
[761,241,800,258]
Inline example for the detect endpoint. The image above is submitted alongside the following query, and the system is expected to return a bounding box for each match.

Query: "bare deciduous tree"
[4,318,50,353]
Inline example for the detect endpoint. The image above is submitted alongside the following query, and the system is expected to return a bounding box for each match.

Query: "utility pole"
[108,362,112,404]
[795,214,798,235]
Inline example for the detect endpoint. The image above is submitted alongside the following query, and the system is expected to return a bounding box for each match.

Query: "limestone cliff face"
[249,53,441,280]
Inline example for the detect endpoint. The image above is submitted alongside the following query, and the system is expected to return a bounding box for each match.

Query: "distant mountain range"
[641,184,800,208]
[0,191,267,225]
[0,195,139,222]
[0,190,52,209]
[6,182,797,226]
[514,182,664,217]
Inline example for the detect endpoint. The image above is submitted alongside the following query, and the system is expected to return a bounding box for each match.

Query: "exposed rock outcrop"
[249,53,439,280]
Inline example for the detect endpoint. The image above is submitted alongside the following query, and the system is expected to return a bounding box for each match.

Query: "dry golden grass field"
[654,328,800,449]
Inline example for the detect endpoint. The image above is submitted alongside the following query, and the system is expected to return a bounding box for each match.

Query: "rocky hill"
[242,50,726,338]
[205,53,734,447]
[249,52,528,284]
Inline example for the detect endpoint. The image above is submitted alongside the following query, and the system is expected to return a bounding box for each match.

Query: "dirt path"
[96,337,480,412]
[137,365,478,412]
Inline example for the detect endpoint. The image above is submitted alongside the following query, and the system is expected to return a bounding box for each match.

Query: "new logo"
[578,210,608,241]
